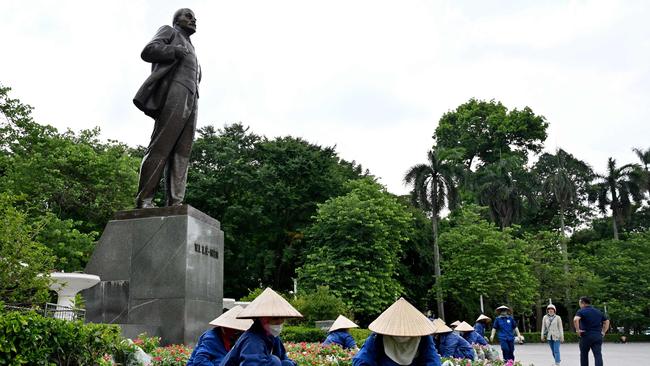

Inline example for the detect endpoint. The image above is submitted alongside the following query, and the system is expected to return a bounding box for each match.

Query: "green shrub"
[0,310,125,365]
[291,286,351,325]
[281,326,326,342]
[134,332,161,353]
[349,328,371,346]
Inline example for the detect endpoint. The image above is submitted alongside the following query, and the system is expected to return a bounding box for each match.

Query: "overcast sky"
[1,0,649,195]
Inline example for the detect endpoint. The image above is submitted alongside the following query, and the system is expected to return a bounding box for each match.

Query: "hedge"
[519,332,650,343]
[281,326,373,345]
[280,327,650,345]
[281,326,327,342]
[0,310,129,365]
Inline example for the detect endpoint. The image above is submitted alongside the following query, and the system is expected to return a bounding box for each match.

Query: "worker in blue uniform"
[433,322,475,360]
[455,321,487,346]
[220,288,303,366]
[474,314,491,338]
[490,305,522,362]
[323,315,359,350]
[187,305,252,366]
[353,298,441,366]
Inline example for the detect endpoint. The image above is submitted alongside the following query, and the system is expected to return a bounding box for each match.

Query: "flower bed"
[150,344,193,366]
[285,342,356,366]
[284,342,524,366]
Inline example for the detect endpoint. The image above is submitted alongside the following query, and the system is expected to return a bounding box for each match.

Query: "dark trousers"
[499,339,515,361]
[579,332,603,366]
[136,81,197,207]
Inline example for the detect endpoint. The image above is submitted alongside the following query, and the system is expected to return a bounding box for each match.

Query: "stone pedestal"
[82,205,223,345]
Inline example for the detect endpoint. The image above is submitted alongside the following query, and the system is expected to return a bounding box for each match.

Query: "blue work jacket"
[187,328,228,366]
[492,316,517,341]
[461,330,487,346]
[323,330,357,349]
[220,322,296,366]
[474,322,486,337]
[436,333,474,359]
[353,333,441,366]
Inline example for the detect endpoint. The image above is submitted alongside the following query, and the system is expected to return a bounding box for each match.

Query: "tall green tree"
[434,99,548,167]
[0,194,55,306]
[298,179,414,323]
[404,147,462,320]
[438,205,538,319]
[632,147,650,200]
[589,158,644,240]
[186,124,366,296]
[475,155,533,229]
[576,231,650,332]
[533,149,593,323]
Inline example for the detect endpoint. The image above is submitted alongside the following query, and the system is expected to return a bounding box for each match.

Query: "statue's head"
[173,8,196,35]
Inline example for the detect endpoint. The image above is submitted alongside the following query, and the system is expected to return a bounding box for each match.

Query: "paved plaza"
[512,343,649,365]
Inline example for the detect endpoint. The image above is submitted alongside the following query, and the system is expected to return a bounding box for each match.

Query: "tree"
[186,124,366,297]
[298,179,413,324]
[577,232,650,332]
[475,154,533,229]
[0,194,55,306]
[533,149,594,324]
[404,147,462,320]
[434,99,548,168]
[589,158,644,240]
[437,205,538,319]
[632,147,650,200]
[0,84,140,234]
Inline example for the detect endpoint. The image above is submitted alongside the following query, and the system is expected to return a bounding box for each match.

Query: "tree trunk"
[559,207,574,330]
[610,187,620,240]
[432,215,445,320]
[536,302,543,332]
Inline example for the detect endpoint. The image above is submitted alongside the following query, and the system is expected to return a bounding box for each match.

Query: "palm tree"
[404,147,462,320]
[590,157,644,240]
[632,147,650,200]
[475,155,531,229]
[539,148,592,328]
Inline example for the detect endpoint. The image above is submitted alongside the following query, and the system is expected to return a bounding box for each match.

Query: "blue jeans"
[579,332,603,366]
[548,339,561,363]
[499,339,515,361]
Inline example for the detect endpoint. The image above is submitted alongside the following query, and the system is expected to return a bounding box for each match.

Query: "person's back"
[437,333,474,360]
[323,330,357,350]
[574,297,609,366]
[576,306,606,335]
[221,321,296,366]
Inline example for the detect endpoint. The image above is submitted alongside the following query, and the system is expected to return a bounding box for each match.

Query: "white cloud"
[1,0,648,196]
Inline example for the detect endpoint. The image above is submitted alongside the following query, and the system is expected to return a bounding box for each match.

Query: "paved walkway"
[512,343,648,365]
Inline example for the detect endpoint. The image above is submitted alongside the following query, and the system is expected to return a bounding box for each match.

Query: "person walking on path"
[490,305,522,362]
[573,296,610,366]
[541,304,564,366]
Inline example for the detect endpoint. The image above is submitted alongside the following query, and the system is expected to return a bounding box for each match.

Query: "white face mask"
[268,324,283,337]
[392,336,413,343]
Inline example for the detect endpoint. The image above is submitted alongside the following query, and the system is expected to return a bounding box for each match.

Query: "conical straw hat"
[368,298,437,336]
[432,318,446,329]
[329,315,359,332]
[476,314,491,322]
[237,288,303,319]
[450,320,461,327]
[209,305,253,331]
[432,322,453,334]
[496,305,511,313]
[455,321,474,332]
